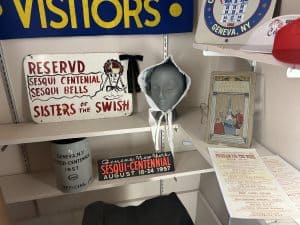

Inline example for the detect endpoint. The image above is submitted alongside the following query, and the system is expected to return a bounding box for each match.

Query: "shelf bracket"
[286,66,300,78]
[0,42,31,172]
[250,60,257,72]
[203,50,258,73]
[1,145,8,152]
[202,50,228,57]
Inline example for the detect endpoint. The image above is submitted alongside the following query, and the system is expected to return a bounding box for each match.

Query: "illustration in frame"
[207,71,256,147]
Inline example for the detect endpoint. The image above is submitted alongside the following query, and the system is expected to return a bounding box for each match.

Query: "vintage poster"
[209,147,300,220]
[98,151,175,181]
[207,71,256,147]
[0,0,193,39]
[195,0,277,44]
[24,53,133,123]
[263,156,300,224]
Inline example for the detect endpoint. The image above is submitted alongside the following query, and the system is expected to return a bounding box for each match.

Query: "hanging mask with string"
[138,56,191,157]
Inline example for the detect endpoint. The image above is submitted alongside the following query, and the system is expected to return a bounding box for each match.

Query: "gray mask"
[146,62,186,112]
[138,56,191,155]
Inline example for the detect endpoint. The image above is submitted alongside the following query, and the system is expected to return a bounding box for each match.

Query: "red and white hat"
[241,15,300,53]
[272,18,300,64]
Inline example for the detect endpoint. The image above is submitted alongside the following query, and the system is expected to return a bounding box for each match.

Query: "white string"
[149,109,175,159]
[154,112,165,151]
[166,111,174,157]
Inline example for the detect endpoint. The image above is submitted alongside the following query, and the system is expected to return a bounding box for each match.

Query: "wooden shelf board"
[0,150,213,204]
[193,43,294,67]
[0,111,150,145]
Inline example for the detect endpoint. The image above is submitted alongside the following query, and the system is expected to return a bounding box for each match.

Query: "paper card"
[207,72,256,148]
[209,147,300,220]
[24,53,133,123]
[263,156,300,224]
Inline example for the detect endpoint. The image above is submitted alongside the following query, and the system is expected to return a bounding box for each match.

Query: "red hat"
[272,18,300,64]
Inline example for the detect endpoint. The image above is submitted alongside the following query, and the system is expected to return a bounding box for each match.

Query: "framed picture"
[207,71,256,147]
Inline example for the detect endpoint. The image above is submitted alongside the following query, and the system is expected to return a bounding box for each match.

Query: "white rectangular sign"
[24,53,132,123]
[209,147,300,220]
[195,0,277,45]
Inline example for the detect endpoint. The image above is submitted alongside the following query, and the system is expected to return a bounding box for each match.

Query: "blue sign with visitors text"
[0,0,193,40]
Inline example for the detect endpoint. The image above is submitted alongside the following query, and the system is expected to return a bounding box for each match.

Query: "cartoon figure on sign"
[101,59,126,100]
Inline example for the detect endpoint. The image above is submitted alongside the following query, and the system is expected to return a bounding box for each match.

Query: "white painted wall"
[254,63,300,169]
[251,1,300,169]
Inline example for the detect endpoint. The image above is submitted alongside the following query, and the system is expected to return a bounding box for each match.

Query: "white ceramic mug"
[51,138,93,193]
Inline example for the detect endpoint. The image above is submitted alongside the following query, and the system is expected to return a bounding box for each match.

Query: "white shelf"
[0,150,213,204]
[0,108,205,146]
[178,107,274,166]
[0,107,274,205]
[0,108,204,146]
[14,192,222,225]
[177,108,212,165]
[179,109,299,225]
[193,43,295,68]
[0,111,150,145]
